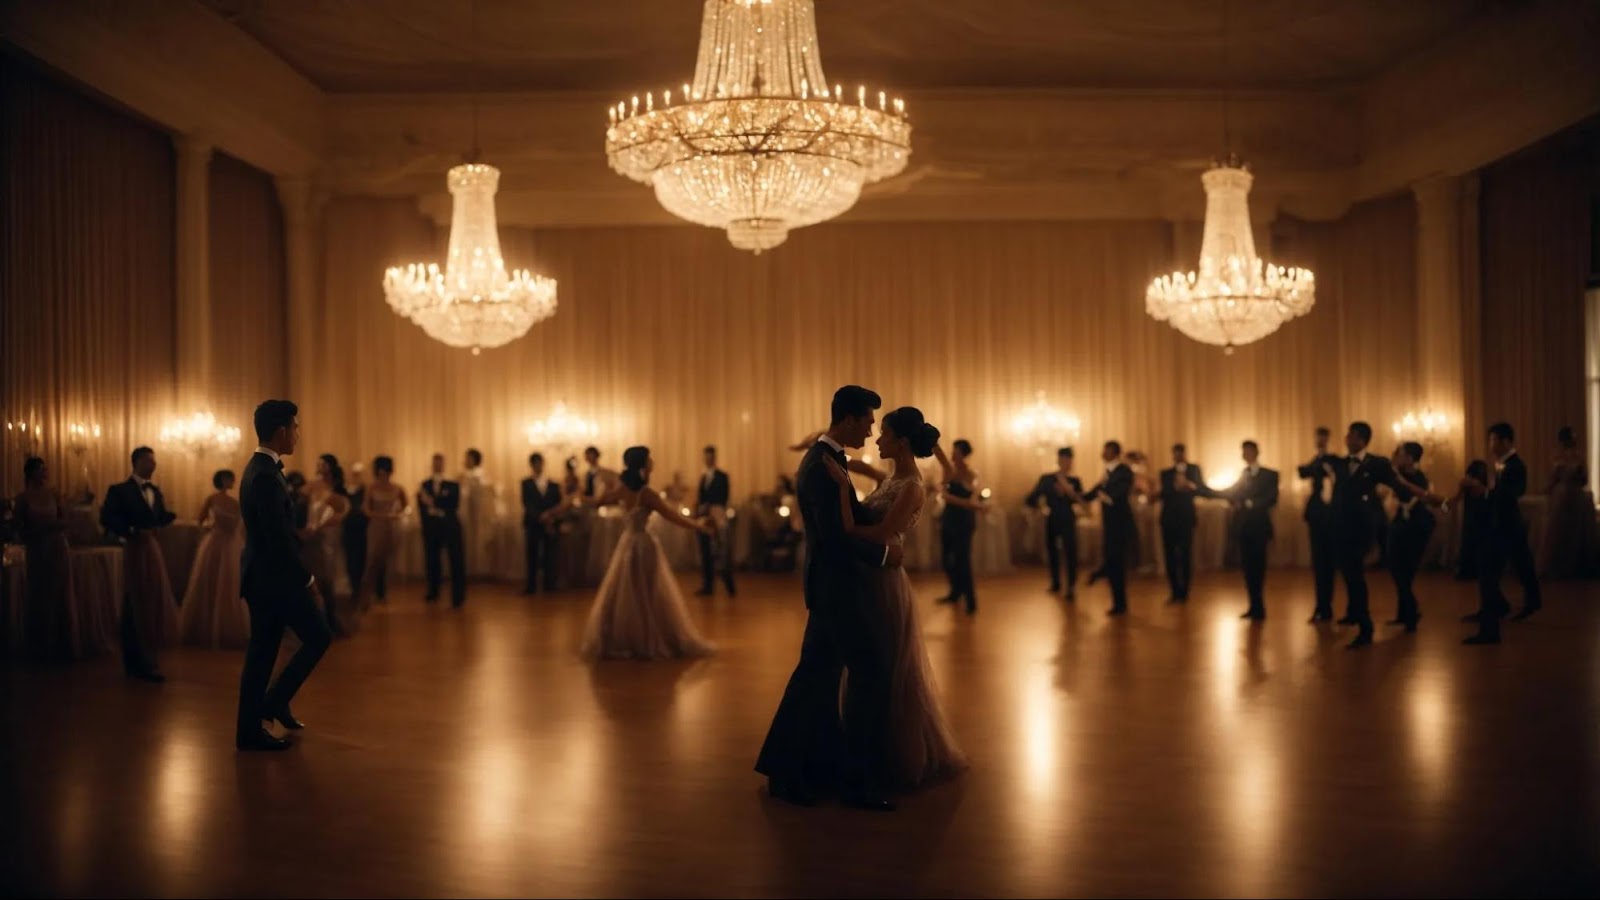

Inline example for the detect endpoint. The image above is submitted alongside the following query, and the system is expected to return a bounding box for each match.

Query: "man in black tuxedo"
[1465,422,1543,645]
[419,452,467,607]
[1157,443,1208,604]
[520,452,563,594]
[1208,441,1279,620]
[1025,447,1084,598]
[695,445,736,597]
[1296,426,1340,622]
[1084,440,1136,616]
[236,399,331,751]
[756,385,902,812]
[1329,421,1406,648]
[100,446,178,682]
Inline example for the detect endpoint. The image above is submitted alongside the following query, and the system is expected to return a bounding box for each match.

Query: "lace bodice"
[862,476,924,545]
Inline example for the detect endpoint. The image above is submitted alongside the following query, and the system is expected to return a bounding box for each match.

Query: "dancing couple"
[756,386,966,811]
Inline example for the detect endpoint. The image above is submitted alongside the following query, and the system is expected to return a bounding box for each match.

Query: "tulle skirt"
[580,528,714,661]
[179,526,250,649]
[873,566,967,791]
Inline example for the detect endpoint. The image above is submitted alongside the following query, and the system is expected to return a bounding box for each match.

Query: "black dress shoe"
[1346,633,1373,649]
[1241,610,1264,620]
[766,778,818,807]
[267,706,305,730]
[936,594,957,605]
[1167,596,1184,605]
[1511,604,1541,621]
[1336,615,1358,625]
[1106,607,1127,617]
[237,729,292,752]
[840,793,897,812]
[1404,619,1419,633]
[1087,571,1104,586]
[1463,632,1500,645]
[1308,611,1332,623]
[1047,583,1061,594]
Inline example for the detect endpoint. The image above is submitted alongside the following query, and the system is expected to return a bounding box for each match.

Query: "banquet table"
[3,544,124,659]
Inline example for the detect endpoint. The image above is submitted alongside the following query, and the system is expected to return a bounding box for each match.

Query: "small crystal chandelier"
[524,402,599,456]
[605,0,912,252]
[1010,392,1082,457]
[383,163,557,355]
[381,0,557,355]
[1392,408,1450,443]
[159,411,241,457]
[1144,0,1314,353]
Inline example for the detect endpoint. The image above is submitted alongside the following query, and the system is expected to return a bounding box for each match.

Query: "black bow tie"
[274,459,284,471]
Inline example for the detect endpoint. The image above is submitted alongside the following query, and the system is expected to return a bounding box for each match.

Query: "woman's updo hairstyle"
[883,406,940,459]
[620,446,650,490]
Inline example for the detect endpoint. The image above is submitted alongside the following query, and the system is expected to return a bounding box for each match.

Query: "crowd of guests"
[1016,420,1585,647]
[0,416,1592,672]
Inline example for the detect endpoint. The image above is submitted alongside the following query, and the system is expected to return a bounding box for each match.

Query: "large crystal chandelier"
[605,0,912,252]
[383,164,557,355]
[1144,0,1313,353]
[381,0,556,355]
[1145,158,1315,353]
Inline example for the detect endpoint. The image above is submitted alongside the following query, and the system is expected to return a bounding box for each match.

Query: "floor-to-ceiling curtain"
[1479,125,1594,486]
[0,53,176,503]
[207,150,288,469]
[306,195,1418,504]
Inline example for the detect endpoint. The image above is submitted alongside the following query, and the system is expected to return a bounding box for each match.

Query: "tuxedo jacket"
[521,476,563,525]
[419,477,462,522]
[1329,453,1402,537]
[1158,465,1207,529]
[797,441,888,612]
[1025,473,1082,524]
[1217,467,1280,541]
[239,451,312,600]
[696,469,731,511]
[100,477,177,538]
[1085,463,1136,541]
[1488,453,1530,536]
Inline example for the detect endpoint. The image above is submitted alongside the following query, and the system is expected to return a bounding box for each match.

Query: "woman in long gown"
[359,456,407,610]
[305,454,352,634]
[822,407,967,791]
[460,448,500,578]
[1540,425,1593,578]
[15,457,78,661]
[178,469,250,649]
[580,445,717,661]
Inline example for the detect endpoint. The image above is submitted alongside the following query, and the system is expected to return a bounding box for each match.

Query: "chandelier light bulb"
[383,164,558,353]
[1146,161,1316,352]
[605,0,911,253]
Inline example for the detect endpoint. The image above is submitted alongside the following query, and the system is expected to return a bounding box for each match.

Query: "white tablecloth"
[4,544,124,658]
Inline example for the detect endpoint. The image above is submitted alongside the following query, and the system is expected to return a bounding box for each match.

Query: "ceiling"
[199,0,1496,94]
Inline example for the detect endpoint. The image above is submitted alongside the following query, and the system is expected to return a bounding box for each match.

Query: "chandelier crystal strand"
[606,0,911,252]
[382,164,558,354]
[1145,161,1315,352]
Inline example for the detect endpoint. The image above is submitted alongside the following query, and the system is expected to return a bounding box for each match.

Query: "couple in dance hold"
[756,386,966,811]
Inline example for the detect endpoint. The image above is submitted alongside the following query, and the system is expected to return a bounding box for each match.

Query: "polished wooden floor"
[3,568,1598,898]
